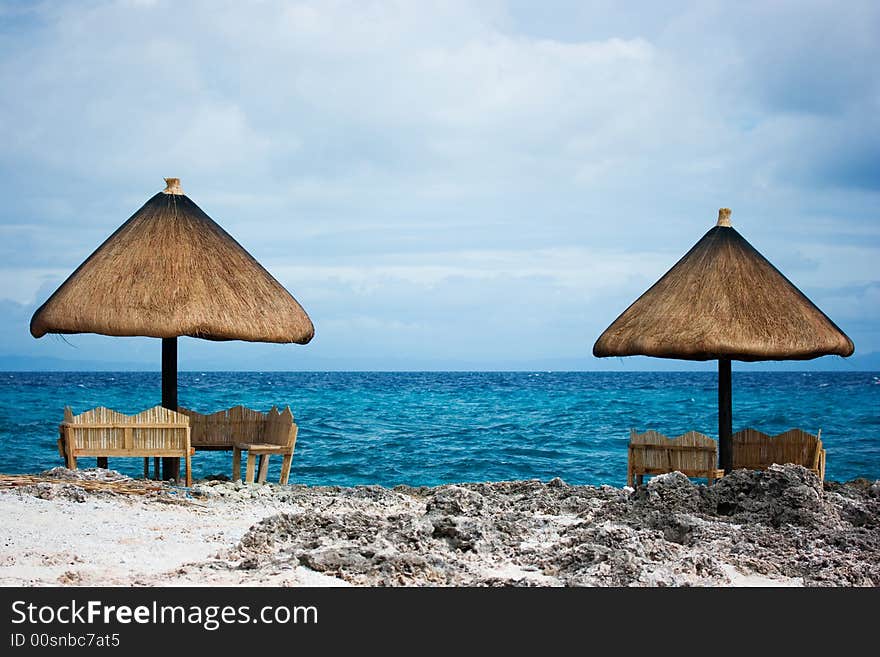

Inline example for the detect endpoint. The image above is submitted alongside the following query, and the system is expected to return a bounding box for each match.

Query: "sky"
[0,0,877,371]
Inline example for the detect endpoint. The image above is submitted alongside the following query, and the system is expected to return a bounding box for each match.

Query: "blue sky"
[0,0,877,370]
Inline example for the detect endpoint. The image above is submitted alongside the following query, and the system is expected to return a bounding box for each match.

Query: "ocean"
[1,371,878,487]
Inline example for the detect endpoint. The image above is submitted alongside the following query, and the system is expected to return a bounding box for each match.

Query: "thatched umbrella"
[593,208,853,472]
[31,178,314,479]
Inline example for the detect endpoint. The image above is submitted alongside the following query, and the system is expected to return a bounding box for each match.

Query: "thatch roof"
[31,179,314,344]
[593,209,854,362]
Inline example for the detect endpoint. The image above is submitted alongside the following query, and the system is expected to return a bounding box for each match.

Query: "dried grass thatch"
[593,209,853,361]
[31,179,314,343]
[0,473,165,496]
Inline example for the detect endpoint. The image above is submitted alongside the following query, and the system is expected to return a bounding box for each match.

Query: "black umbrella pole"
[718,358,733,473]
[161,337,180,482]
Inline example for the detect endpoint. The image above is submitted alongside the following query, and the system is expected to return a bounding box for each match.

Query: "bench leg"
[144,458,150,479]
[257,455,270,483]
[636,474,644,487]
[63,439,77,470]
[185,453,192,488]
[97,457,108,469]
[279,453,293,485]
[245,453,256,484]
[153,457,160,480]
[232,447,242,482]
[60,436,75,470]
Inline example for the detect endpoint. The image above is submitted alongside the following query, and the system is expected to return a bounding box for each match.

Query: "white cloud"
[267,246,671,296]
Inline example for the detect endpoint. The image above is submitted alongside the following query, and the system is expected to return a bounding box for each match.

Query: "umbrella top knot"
[717,207,732,227]
[163,178,183,195]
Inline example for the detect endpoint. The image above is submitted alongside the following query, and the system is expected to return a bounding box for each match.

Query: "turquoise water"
[1,371,878,486]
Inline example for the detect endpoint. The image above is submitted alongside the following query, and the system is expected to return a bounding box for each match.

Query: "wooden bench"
[179,405,298,484]
[59,406,193,486]
[732,428,826,481]
[628,429,724,487]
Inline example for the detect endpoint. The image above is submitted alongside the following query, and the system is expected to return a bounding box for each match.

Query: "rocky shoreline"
[2,465,878,586]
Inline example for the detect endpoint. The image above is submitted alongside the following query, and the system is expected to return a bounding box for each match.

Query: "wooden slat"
[62,423,189,430]
[245,453,256,483]
[631,444,716,453]
[257,455,270,483]
[637,466,725,477]
[232,448,242,482]
[73,449,193,457]
[234,443,287,453]
[280,453,293,485]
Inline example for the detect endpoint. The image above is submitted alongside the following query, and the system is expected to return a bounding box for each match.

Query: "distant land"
[1,352,877,372]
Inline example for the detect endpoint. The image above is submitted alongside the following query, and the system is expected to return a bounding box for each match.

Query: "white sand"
[0,491,347,587]
[718,564,803,587]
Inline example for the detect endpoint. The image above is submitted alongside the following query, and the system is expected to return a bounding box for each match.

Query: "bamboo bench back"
[262,406,298,448]
[179,405,297,450]
[628,429,722,486]
[61,405,190,454]
[732,428,823,477]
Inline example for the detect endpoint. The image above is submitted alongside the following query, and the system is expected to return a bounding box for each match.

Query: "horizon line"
[3,369,878,374]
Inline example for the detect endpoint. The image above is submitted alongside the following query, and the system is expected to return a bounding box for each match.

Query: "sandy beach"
[1,465,877,587]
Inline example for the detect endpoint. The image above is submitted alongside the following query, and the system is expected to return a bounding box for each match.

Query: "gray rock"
[425,485,485,515]
[299,547,372,574]
[710,464,833,528]
[20,482,88,503]
[212,469,875,586]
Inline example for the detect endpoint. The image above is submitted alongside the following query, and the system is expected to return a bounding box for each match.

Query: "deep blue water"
[1,371,878,487]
